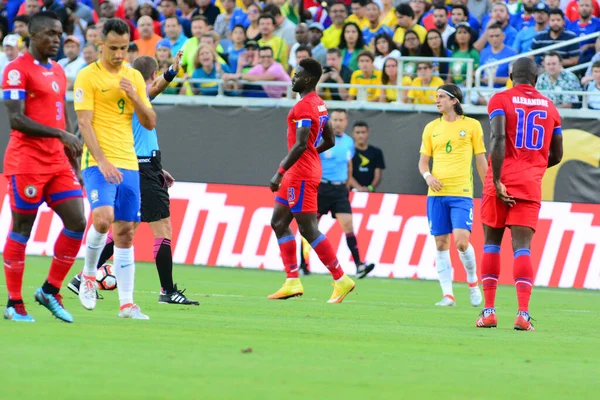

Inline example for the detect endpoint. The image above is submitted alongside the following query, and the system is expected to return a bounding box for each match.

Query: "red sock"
[481,245,501,309]
[513,249,533,312]
[47,229,84,289]
[311,234,344,280]
[277,235,298,279]
[3,233,28,301]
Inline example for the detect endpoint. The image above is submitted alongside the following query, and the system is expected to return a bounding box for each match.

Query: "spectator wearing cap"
[510,0,539,32]
[289,23,309,70]
[192,0,221,27]
[135,15,163,57]
[0,34,22,77]
[155,39,173,65]
[214,0,236,39]
[58,36,86,89]
[162,16,187,55]
[347,0,369,30]
[227,24,247,72]
[323,2,348,49]
[568,0,600,65]
[82,42,99,66]
[264,3,297,47]
[475,2,518,51]
[320,47,353,101]
[308,22,327,65]
[407,61,445,104]
[235,39,259,75]
[363,2,394,50]
[159,0,192,37]
[536,51,582,108]
[127,42,139,65]
[394,3,427,44]
[512,2,549,54]
[348,51,382,102]
[257,14,288,70]
[531,9,580,67]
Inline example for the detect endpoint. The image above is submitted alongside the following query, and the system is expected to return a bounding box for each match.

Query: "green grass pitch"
[0,256,598,400]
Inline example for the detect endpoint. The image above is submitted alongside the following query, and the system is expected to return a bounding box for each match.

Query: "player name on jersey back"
[512,96,549,107]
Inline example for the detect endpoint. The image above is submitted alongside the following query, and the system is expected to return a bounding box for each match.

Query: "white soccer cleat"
[79,275,98,310]
[435,295,456,307]
[469,286,483,307]
[118,304,150,320]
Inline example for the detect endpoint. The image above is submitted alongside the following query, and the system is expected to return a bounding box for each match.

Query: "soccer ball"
[96,264,117,291]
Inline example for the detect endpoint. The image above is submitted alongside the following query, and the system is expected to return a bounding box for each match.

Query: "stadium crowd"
[1,0,600,105]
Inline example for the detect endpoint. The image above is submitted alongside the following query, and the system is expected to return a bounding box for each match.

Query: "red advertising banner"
[0,182,598,289]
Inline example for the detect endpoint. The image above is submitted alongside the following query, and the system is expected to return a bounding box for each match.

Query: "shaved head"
[511,57,539,86]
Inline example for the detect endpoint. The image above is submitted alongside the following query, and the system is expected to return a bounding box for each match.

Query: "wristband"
[164,66,177,82]
[423,172,432,180]
[278,165,287,175]
[367,185,374,192]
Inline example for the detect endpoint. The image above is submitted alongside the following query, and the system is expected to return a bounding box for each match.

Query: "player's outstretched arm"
[315,120,335,154]
[490,114,515,206]
[148,50,183,100]
[548,134,564,168]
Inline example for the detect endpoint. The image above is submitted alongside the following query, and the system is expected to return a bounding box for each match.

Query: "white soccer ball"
[96,264,117,291]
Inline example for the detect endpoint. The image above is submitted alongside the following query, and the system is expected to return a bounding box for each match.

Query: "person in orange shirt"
[134,15,162,57]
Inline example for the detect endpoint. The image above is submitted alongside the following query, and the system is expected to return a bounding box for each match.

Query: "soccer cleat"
[34,289,73,323]
[118,304,150,320]
[158,284,199,305]
[3,303,35,322]
[79,275,98,310]
[435,295,456,307]
[469,286,483,307]
[267,278,304,300]
[356,262,375,279]
[476,308,498,328]
[514,312,535,331]
[327,274,356,304]
[68,274,103,299]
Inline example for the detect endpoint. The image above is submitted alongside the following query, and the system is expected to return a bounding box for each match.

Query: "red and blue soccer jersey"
[2,52,70,176]
[484,84,562,203]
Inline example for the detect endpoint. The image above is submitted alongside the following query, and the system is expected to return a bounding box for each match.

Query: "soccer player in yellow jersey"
[418,84,488,308]
[73,19,156,319]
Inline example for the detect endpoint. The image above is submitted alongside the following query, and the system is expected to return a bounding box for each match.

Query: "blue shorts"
[426,196,473,236]
[83,166,141,222]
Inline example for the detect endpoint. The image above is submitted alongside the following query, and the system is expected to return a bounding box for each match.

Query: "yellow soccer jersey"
[420,116,486,198]
[74,61,151,171]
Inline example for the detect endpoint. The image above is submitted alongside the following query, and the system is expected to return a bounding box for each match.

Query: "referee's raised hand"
[171,50,183,73]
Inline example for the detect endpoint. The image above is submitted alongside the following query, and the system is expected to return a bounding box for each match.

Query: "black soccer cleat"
[356,262,375,279]
[158,284,199,305]
[66,274,103,299]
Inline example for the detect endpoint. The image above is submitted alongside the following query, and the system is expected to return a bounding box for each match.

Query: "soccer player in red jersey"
[476,58,563,331]
[268,58,356,303]
[2,12,86,323]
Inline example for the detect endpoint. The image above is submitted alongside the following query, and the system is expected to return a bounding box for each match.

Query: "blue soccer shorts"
[426,196,473,236]
[83,166,141,222]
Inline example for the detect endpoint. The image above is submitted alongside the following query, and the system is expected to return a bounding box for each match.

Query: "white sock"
[83,225,108,277]
[436,250,454,297]
[458,243,478,285]
[113,246,136,307]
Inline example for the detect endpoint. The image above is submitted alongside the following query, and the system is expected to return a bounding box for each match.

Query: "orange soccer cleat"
[514,312,535,331]
[268,278,304,300]
[476,308,498,328]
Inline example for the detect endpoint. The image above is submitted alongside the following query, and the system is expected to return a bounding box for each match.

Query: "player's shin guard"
[95,232,115,270]
[113,246,136,307]
[154,238,174,293]
[277,235,299,279]
[45,229,84,293]
[345,233,362,267]
[458,243,478,287]
[513,249,533,312]
[435,250,454,298]
[83,225,108,278]
[311,234,344,280]
[481,245,501,309]
[3,232,28,303]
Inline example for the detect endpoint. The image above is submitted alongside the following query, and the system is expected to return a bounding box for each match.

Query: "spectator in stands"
[409,0,427,25]
[228,0,254,30]
[0,34,21,77]
[512,2,549,54]
[446,5,478,50]
[193,0,221,27]
[289,23,309,70]
[363,2,394,49]
[400,29,421,78]
[264,3,296,47]
[228,24,247,72]
[421,0,445,30]
[348,0,369,30]
[25,0,40,16]
[127,42,139,65]
[449,0,480,32]
[135,15,163,57]
[419,29,450,78]
[586,60,600,109]
[42,0,68,29]
[214,0,235,39]
[223,46,291,98]
[467,0,490,23]
[136,2,164,37]
[546,0,561,11]
[179,0,197,21]
[257,14,288,70]
[536,51,581,108]
[394,3,427,44]
[406,61,444,104]
[373,33,400,70]
[348,50,382,101]
[480,23,517,89]
[319,47,352,101]
[58,36,85,90]
[474,2,518,51]
[85,25,101,46]
[201,32,228,65]
[65,0,94,29]
[101,1,136,39]
[191,43,230,96]
[162,17,187,55]
[323,2,348,49]
[380,0,398,28]
[379,57,412,102]
[13,15,29,42]
[566,0,600,22]
[448,22,479,87]
[531,9,579,67]
[511,0,539,32]
[339,22,366,71]
[182,16,210,73]
[290,45,311,76]
[568,0,600,65]
[582,36,600,84]
[82,42,98,66]
[307,22,327,65]
[245,3,261,41]
[350,120,386,192]
[160,0,191,37]
[235,39,259,75]
[156,40,173,65]
[432,5,455,47]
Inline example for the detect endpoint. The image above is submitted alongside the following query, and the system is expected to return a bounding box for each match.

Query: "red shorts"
[6,169,83,214]
[275,176,319,213]
[480,193,541,231]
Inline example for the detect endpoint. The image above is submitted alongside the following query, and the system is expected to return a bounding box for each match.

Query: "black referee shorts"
[138,152,170,223]
[317,182,352,218]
